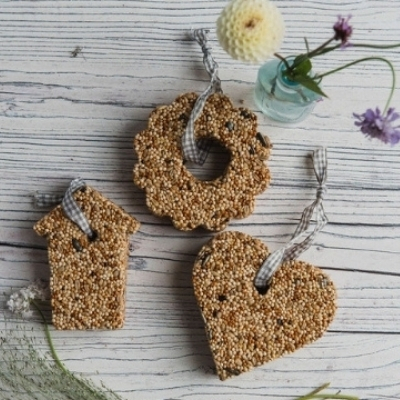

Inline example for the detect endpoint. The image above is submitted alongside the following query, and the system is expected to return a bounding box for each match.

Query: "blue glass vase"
[254,57,321,123]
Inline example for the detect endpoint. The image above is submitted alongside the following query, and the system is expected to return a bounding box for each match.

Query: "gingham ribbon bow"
[181,28,222,164]
[34,178,94,238]
[254,147,329,291]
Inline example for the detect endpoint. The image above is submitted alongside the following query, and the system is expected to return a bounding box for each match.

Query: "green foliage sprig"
[2,282,359,400]
[295,383,359,400]
[2,281,122,400]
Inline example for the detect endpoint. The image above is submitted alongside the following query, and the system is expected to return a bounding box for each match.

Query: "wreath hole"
[185,139,231,182]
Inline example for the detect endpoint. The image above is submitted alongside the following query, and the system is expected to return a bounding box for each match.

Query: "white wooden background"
[1,1,400,399]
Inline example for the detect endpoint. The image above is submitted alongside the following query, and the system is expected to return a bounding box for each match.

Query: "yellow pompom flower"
[216,0,285,63]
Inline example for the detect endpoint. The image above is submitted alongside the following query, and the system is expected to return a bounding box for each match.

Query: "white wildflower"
[216,0,285,63]
[7,280,49,317]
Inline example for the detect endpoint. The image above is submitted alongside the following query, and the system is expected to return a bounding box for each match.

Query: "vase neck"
[277,56,300,88]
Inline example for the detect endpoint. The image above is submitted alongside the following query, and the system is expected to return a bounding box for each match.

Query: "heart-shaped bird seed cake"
[193,231,336,380]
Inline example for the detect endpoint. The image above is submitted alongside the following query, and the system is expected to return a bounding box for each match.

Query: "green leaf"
[292,54,308,68]
[291,74,328,97]
[293,58,312,76]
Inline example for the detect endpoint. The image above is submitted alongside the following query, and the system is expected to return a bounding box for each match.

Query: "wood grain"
[1,0,400,399]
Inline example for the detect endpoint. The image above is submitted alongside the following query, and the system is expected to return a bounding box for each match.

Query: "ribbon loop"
[181,29,222,165]
[254,147,329,291]
[62,178,94,238]
[34,178,94,238]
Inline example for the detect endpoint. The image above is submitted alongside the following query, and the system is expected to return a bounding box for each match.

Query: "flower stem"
[313,44,341,56]
[315,56,396,113]
[352,42,400,50]
[275,37,337,72]
[297,395,359,400]
[274,52,291,70]
[31,300,114,399]
[306,36,336,59]
[31,300,69,374]
[295,383,359,400]
[309,41,400,57]
[295,382,330,399]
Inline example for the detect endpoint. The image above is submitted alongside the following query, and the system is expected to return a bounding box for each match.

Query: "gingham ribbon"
[254,147,329,290]
[34,178,94,238]
[181,28,222,164]
[34,193,64,207]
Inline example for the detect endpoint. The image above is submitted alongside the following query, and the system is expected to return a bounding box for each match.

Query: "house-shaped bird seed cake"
[34,185,140,330]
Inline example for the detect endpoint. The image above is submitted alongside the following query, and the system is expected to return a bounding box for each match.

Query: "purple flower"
[333,15,353,46]
[353,107,400,145]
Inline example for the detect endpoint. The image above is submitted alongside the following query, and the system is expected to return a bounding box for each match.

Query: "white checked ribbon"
[34,178,95,238]
[181,28,222,164]
[254,147,329,291]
